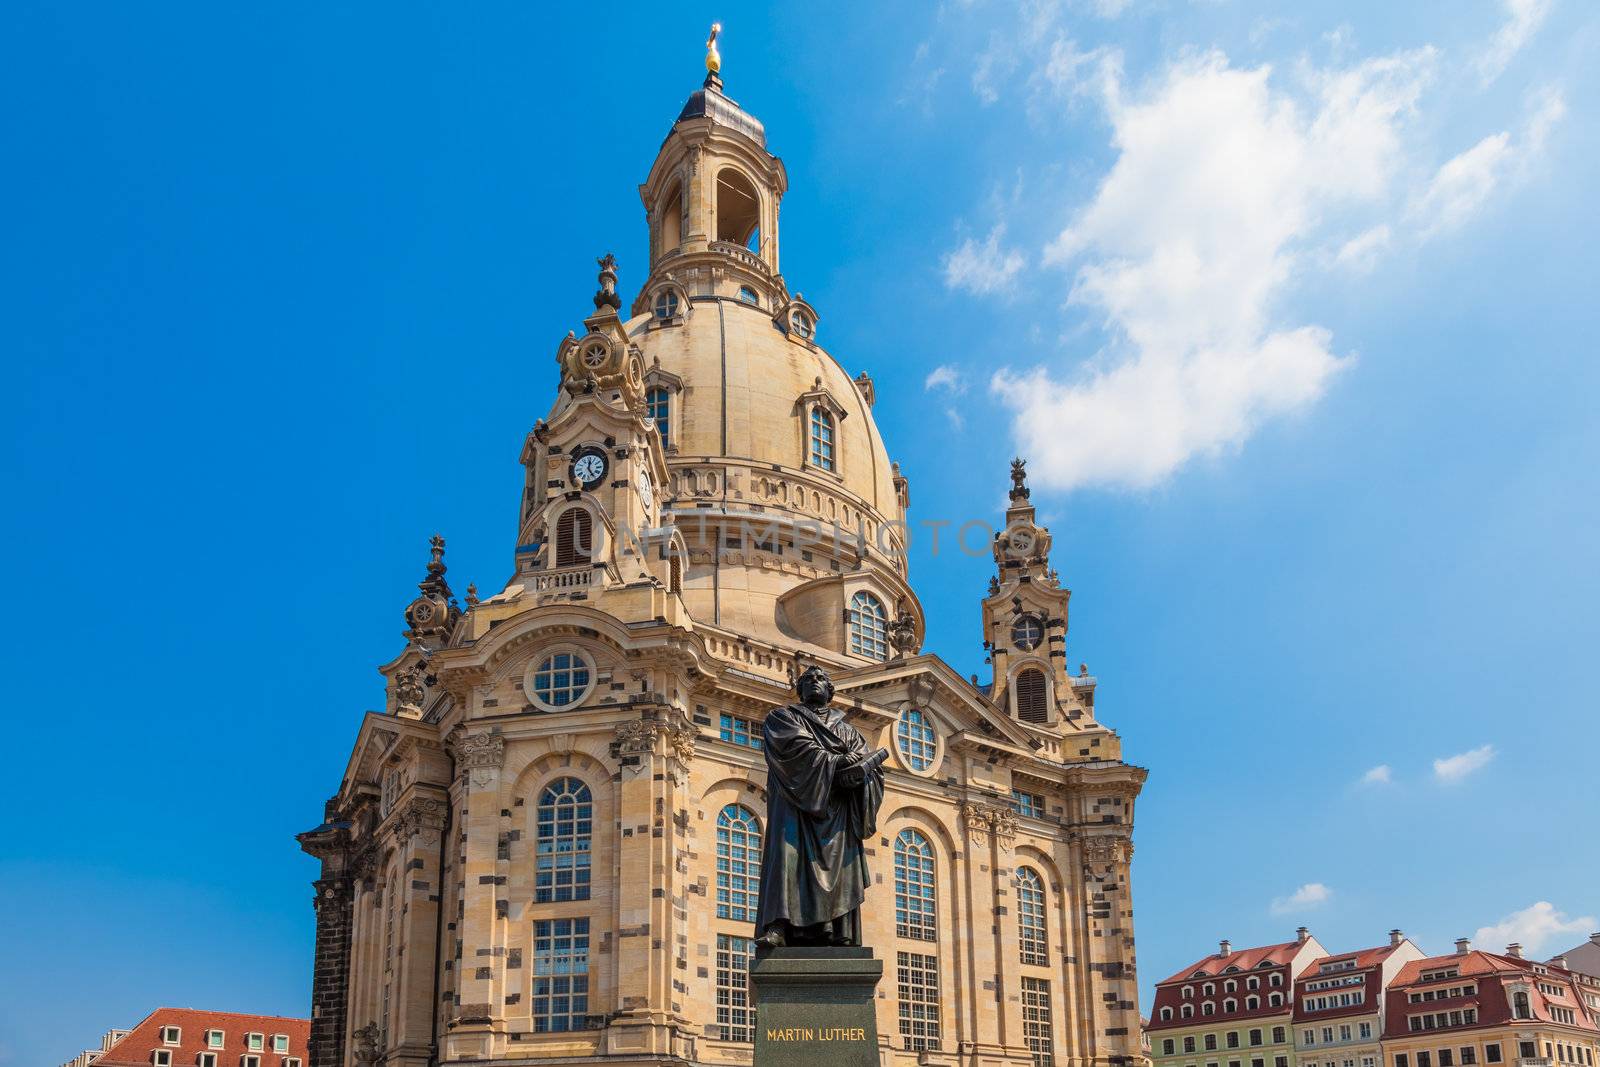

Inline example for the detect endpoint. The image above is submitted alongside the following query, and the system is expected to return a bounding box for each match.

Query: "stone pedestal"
[751,947,882,1067]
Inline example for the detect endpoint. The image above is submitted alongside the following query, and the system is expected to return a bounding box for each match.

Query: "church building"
[298,40,1147,1067]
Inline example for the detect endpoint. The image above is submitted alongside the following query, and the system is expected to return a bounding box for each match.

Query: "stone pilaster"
[442,729,506,1061]
[298,803,355,1067]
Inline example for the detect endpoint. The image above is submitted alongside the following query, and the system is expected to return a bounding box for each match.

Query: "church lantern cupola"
[635,26,790,316]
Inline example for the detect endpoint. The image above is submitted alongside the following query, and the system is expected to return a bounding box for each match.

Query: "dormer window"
[270,1037,288,1054]
[161,1028,182,1046]
[246,1034,263,1053]
[653,289,679,319]
[791,310,814,339]
[205,1033,224,1050]
[153,1053,172,1067]
[848,591,889,660]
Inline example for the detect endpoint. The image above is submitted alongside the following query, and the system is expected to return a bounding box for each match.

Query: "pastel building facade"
[1293,932,1426,1067]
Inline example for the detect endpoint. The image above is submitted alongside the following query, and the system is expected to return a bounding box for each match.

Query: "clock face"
[1006,526,1037,557]
[571,451,607,487]
[637,471,654,510]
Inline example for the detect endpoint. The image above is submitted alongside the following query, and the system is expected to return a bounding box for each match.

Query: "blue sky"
[3,2,1597,1064]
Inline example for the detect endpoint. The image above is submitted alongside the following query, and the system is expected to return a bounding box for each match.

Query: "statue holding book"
[755,664,889,948]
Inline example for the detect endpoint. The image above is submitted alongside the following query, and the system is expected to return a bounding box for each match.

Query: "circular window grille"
[530,650,593,709]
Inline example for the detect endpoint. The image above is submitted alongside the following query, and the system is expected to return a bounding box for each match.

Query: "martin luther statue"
[755,665,889,948]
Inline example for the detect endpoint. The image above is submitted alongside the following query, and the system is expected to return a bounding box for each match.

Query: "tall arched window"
[646,387,670,445]
[895,708,938,772]
[1017,867,1048,965]
[555,508,593,567]
[659,182,683,251]
[894,828,937,941]
[1015,668,1049,723]
[536,777,592,902]
[808,406,835,471]
[715,168,760,248]
[1513,991,1531,1019]
[849,591,888,660]
[715,805,761,922]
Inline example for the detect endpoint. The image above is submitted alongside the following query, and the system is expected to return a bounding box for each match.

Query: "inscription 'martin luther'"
[764,1026,869,1042]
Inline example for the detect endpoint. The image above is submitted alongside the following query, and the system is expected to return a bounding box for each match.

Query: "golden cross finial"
[706,22,722,75]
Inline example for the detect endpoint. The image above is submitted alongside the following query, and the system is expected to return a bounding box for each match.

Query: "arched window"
[1183,986,1195,999]
[1247,976,1260,990]
[1182,1004,1194,1019]
[668,553,682,594]
[715,805,761,922]
[1015,668,1049,723]
[659,182,683,251]
[530,650,592,709]
[848,591,888,660]
[1247,995,1260,1010]
[738,285,760,306]
[1203,1002,1216,1016]
[1016,867,1048,965]
[555,508,592,567]
[1224,998,1237,1012]
[1203,983,1216,996]
[1225,980,1237,993]
[646,387,670,446]
[1161,1007,1173,1021]
[1513,991,1531,1019]
[715,168,760,248]
[1268,991,1283,1007]
[893,828,937,941]
[652,289,679,320]
[1269,973,1283,987]
[895,708,938,772]
[535,777,592,902]
[808,405,835,470]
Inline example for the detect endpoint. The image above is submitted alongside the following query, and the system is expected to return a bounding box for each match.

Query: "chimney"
[1506,943,1523,958]
[1551,955,1569,970]
[1297,927,1310,945]
[1221,939,1232,956]
[1455,938,1472,955]
[1390,929,1404,947]
[1591,933,1600,947]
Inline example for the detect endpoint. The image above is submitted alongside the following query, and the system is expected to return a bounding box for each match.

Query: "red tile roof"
[1384,951,1600,1039]
[1157,940,1303,986]
[95,1009,310,1067]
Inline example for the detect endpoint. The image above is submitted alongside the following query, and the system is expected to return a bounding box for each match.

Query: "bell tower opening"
[659,181,683,254]
[715,168,760,250]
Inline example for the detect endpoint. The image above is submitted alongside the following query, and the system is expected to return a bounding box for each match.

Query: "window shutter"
[556,509,593,567]
[1016,668,1049,723]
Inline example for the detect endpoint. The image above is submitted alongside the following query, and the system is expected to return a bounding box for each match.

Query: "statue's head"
[795,664,834,706]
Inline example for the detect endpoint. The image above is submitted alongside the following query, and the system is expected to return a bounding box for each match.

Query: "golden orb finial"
[706,22,722,75]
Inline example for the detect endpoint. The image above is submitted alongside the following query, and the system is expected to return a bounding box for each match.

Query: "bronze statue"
[755,664,888,948]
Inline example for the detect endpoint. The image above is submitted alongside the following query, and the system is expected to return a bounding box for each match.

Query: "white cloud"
[1476,901,1597,956]
[1433,743,1495,782]
[1271,883,1333,915]
[944,224,1026,296]
[1413,87,1562,236]
[945,406,966,431]
[993,48,1432,491]
[1478,0,1552,85]
[1360,763,1392,785]
[1335,225,1392,272]
[925,365,967,393]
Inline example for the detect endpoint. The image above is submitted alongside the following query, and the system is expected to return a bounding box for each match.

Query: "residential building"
[1147,930,1329,1067]
[1382,940,1600,1067]
[1552,936,1600,982]
[82,1009,308,1067]
[297,38,1147,1067]
[1294,930,1426,1067]
[59,1027,131,1067]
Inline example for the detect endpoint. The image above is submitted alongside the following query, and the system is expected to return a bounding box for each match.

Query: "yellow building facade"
[299,56,1146,1067]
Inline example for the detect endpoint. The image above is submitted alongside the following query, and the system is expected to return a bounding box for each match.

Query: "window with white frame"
[715,805,761,922]
[715,933,755,1041]
[1022,977,1055,1067]
[153,1053,172,1067]
[808,405,835,470]
[895,708,937,772]
[161,1028,182,1045]
[718,713,762,749]
[535,776,592,902]
[246,1036,263,1053]
[532,917,591,1032]
[1017,867,1049,966]
[897,951,940,1052]
[198,1054,217,1067]
[205,1033,224,1050]
[848,591,888,660]
[893,828,937,940]
[270,1037,287,1054]
[240,1057,259,1067]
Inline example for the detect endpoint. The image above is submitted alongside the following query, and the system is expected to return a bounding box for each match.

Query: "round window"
[582,343,609,369]
[1011,614,1044,650]
[653,290,679,319]
[895,707,939,773]
[528,650,593,709]
[791,312,813,339]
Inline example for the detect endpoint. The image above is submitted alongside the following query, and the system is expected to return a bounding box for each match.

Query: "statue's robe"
[755,700,885,944]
